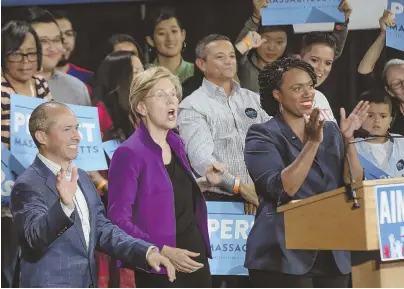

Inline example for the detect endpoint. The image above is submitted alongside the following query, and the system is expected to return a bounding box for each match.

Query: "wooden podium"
[277,178,404,288]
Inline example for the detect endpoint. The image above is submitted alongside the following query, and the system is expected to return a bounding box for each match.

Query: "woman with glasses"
[1,20,52,149]
[108,66,225,287]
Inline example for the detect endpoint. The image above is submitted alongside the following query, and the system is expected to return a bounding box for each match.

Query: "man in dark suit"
[10,101,175,288]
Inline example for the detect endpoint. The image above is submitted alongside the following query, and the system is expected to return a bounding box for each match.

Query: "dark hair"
[49,9,69,21]
[24,7,59,26]
[92,51,137,141]
[359,89,393,115]
[259,57,317,116]
[195,34,231,59]
[107,34,144,64]
[256,24,295,59]
[1,20,42,72]
[300,32,337,56]
[29,101,70,147]
[145,6,183,38]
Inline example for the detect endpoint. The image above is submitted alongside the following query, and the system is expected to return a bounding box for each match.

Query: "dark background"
[2,0,404,117]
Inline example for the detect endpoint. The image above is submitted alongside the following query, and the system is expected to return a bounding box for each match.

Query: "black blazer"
[243,114,351,275]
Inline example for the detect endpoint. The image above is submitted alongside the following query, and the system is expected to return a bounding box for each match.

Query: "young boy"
[355,89,404,179]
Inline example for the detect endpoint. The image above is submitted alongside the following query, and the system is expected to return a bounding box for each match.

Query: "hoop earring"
[182,41,187,53]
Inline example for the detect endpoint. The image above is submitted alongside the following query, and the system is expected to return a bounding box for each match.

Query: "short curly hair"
[259,57,317,116]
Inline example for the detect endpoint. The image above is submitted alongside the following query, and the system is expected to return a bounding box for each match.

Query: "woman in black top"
[135,150,212,288]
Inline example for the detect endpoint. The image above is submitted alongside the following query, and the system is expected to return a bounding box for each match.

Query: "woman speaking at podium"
[243,57,369,288]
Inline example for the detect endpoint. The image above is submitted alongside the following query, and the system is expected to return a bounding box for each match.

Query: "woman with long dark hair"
[93,50,144,141]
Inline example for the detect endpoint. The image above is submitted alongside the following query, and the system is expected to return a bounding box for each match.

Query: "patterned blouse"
[1,74,52,148]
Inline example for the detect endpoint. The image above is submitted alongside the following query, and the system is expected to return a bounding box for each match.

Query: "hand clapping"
[304,108,325,144]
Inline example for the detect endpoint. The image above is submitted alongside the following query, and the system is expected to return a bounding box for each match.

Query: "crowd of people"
[1,0,404,287]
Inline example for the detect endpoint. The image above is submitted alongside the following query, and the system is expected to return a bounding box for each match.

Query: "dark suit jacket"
[244,114,351,275]
[11,157,152,288]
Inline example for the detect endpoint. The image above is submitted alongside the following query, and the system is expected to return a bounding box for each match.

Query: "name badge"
[245,108,258,119]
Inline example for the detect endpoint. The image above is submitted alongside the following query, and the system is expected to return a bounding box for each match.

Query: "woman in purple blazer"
[107,66,224,288]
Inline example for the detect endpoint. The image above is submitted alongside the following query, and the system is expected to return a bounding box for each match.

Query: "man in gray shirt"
[27,7,91,106]
[178,34,271,215]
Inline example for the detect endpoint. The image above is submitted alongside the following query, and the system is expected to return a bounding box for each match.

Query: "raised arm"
[331,0,352,59]
[358,10,395,74]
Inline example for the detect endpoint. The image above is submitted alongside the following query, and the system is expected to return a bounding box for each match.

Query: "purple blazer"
[107,121,211,272]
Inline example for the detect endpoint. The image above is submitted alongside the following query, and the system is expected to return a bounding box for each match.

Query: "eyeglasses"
[40,37,63,49]
[61,30,77,39]
[389,79,404,90]
[146,89,178,101]
[7,52,39,63]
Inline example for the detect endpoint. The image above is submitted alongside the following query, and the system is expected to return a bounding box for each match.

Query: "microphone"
[345,129,404,210]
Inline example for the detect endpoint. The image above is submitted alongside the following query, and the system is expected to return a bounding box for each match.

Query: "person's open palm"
[56,167,78,208]
[340,101,370,140]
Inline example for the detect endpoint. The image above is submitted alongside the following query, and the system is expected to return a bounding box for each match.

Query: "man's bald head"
[29,101,72,147]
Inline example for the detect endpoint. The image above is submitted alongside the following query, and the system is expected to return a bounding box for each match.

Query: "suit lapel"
[77,171,95,254]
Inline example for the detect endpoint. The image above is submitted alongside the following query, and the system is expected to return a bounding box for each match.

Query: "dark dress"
[135,151,211,288]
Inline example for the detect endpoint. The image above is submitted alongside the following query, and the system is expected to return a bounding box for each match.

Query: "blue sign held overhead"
[387,0,404,51]
[262,0,344,26]
[206,202,254,275]
[10,94,108,172]
[374,183,404,261]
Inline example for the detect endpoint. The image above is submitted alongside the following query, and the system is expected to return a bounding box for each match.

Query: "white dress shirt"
[37,154,157,258]
[37,154,90,250]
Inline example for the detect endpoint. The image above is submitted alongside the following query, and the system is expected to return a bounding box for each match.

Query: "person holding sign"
[355,89,404,179]
[235,0,352,93]
[244,57,368,287]
[357,9,396,95]
[108,66,225,287]
[1,20,52,149]
[10,101,176,288]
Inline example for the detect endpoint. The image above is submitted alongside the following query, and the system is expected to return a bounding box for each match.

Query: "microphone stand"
[344,146,360,210]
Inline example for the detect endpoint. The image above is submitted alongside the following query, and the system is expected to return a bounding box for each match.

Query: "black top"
[165,151,207,263]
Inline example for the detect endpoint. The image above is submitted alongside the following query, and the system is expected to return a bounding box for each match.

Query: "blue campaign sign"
[387,0,404,51]
[102,139,121,160]
[374,183,404,261]
[10,94,107,171]
[1,144,25,207]
[206,201,254,275]
[262,0,344,26]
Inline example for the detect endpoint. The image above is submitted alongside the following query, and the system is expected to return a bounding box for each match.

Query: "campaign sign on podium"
[375,184,404,261]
